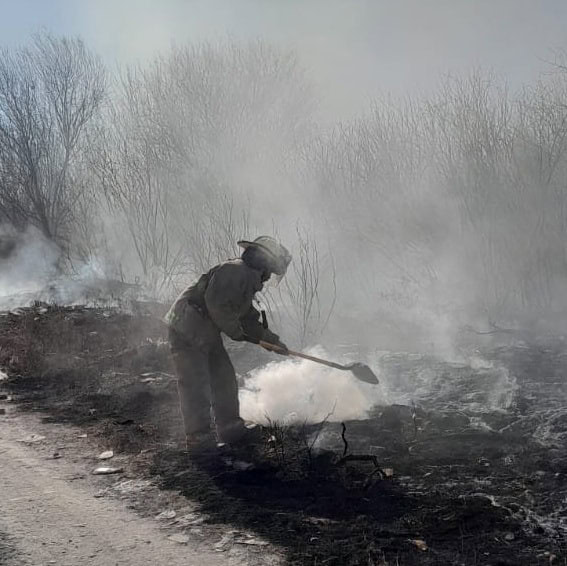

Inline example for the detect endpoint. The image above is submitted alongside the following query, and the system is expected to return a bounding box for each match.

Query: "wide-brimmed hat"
[238,236,291,275]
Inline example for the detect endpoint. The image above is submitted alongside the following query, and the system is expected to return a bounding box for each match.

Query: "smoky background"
[1,2,567,364]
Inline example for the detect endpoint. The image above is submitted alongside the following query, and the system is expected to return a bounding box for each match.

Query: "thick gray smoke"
[0,227,60,308]
[239,349,518,424]
[3,31,567,353]
[0,226,135,309]
[2,7,567,421]
[240,347,385,423]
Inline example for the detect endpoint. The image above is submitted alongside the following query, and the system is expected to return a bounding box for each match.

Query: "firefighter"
[165,236,291,451]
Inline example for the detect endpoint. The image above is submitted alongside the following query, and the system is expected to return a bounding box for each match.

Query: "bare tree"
[271,225,336,348]
[91,40,314,298]
[425,70,567,319]
[0,33,106,251]
[91,92,185,297]
[176,185,251,277]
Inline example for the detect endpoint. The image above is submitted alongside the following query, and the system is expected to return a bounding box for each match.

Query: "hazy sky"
[1,0,566,117]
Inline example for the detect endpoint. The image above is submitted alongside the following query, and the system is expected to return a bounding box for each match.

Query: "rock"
[239,538,269,547]
[168,534,189,544]
[174,513,205,527]
[155,510,177,520]
[92,467,123,475]
[504,532,515,541]
[410,539,428,551]
[98,450,114,460]
[17,434,46,444]
[214,534,233,551]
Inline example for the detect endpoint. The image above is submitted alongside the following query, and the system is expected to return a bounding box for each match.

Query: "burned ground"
[1,304,566,565]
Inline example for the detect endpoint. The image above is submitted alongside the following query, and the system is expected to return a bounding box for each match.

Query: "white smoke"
[0,226,60,305]
[0,225,136,309]
[240,347,385,424]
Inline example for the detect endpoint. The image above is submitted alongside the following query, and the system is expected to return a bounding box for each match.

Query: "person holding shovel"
[165,236,291,452]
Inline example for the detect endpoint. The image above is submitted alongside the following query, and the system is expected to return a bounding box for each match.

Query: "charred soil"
[1,303,566,565]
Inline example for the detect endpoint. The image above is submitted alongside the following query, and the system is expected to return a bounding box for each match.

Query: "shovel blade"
[345,362,379,385]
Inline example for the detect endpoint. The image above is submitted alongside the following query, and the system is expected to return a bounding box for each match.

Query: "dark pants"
[169,327,242,439]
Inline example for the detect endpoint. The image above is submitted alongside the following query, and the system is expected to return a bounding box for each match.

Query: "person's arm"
[240,305,265,343]
[205,264,288,353]
[241,305,288,353]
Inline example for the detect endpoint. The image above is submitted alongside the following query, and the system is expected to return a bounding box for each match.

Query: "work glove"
[261,330,289,355]
[242,333,260,344]
[273,340,289,355]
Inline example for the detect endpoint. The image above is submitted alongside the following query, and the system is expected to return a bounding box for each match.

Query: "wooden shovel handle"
[259,340,348,371]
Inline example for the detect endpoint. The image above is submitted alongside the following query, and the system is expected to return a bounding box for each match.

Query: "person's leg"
[208,343,247,443]
[169,330,213,444]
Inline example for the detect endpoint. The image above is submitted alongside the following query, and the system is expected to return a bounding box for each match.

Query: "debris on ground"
[237,536,269,547]
[411,539,428,551]
[17,434,46,444]
[167,533,189,545]
[98,450,114,460]
[213,534,233,551]
[92,467,124,475]
[173,513,206,527]
[156,510,177,520]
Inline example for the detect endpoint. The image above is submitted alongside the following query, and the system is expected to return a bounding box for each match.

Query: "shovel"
[259,341,379,385]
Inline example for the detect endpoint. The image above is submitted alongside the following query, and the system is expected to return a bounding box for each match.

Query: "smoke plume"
[240,347,385,423]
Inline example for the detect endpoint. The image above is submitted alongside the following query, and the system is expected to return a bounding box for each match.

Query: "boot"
[185,431,217,455]
[217,421,264,446]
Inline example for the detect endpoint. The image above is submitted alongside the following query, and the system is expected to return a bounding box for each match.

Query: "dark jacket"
[165,259,278,347]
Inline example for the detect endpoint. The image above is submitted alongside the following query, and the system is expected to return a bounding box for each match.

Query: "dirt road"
[0,411,248,566]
